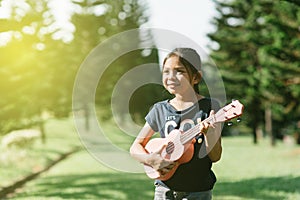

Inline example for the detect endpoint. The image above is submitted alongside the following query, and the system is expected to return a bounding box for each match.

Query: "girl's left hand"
[197,110,216,135]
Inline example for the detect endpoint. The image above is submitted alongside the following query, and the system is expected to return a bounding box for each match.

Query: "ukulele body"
[144,129,195,180]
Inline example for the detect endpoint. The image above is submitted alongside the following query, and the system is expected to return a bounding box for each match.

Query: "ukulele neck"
[179,100,244,145]
[180,116,215,144]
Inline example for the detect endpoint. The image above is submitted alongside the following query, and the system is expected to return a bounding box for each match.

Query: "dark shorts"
[154,181,212,200]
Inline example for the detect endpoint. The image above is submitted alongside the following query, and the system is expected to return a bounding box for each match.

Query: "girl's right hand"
[146,145,176,175]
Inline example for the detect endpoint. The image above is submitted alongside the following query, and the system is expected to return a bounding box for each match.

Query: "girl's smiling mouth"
[167,82,179,87]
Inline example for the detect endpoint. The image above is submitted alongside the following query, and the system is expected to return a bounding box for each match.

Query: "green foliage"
[70,0,161,122]
[0,0,158,134]
[0,0,78,134]
[208,0,300,142]
[96,48,161,122]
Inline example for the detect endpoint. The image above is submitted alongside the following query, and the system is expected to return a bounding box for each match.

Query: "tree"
[70,0,161,123]
[0,0,159,137]
[208,0,300,144]
[0,0,162,138]
[257,1,300,143]
[0,0,58,138]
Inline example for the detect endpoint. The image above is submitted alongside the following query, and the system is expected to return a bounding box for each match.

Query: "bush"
[1,129,40,149]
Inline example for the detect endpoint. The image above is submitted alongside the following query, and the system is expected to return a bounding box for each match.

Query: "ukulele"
[144,100,244,181]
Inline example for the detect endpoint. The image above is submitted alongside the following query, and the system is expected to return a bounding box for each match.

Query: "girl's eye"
[162,69,186,74]
[177,70,185,74]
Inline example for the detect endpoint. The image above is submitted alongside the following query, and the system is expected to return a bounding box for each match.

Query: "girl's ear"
[193,71,202,84]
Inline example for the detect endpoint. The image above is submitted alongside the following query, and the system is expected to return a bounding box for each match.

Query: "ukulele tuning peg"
[227,121,233,126]
[237,117,242,123]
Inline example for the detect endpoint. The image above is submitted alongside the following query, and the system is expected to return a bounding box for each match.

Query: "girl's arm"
[130,123,175,172]
[204,123,222,162]
[130,122,154,164]
[198,111,223,162]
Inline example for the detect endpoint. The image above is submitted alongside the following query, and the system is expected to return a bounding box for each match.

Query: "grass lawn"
[213,136,300,200]
[2,119,300,199]
[0,118,80,188]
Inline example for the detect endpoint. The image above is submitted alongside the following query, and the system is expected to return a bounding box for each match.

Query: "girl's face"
[162,56,197,95]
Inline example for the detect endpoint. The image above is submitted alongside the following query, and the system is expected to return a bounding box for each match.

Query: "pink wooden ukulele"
[144,100,244,180]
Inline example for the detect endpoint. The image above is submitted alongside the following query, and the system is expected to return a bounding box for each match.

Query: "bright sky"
[0,0,217,50]
[145,0,217,53]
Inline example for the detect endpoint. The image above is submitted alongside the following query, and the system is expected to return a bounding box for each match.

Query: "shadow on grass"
[214,176,300,200]
[15,172,154,199]
[13,173,300,199]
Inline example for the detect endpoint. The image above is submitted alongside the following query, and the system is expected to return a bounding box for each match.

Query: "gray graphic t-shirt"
[145,97,220,192]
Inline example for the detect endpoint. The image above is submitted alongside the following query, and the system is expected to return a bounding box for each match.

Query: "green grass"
[10,151,154,200]
[213,136,300,200]
[2,119,300,199]
[0,118,81,188]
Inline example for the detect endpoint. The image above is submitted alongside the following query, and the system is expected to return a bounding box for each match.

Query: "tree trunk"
[252,125,258,144]
[39,120,46,144]
[265,107,275,146]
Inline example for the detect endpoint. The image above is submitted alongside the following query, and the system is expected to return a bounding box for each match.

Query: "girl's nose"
[167,71,176,79]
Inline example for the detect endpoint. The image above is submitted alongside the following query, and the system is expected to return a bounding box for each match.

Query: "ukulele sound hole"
[166,142,175,154]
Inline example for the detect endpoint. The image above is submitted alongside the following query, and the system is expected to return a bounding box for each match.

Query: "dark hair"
[163,48,202,94]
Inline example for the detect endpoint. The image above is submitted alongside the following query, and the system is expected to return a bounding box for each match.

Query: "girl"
[130,48,222,200]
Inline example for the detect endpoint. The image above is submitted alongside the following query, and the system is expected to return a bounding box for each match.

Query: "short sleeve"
[145,104,159,132]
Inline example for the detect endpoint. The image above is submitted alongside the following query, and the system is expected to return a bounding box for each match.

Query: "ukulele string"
[180,104,239,144]
[179,107,230,144]
[166,109,226,151]
[165,104,237,153]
